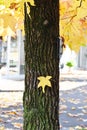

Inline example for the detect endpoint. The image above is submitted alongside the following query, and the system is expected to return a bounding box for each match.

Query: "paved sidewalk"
[0,75,24,92]
[0,92,23,130]
[0,70,24,130]
[59,69,87,130]
[60,69,87,90]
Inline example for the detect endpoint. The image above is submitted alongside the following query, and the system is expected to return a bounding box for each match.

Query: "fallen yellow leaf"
[0,126,4,130]
[12,123,22,128]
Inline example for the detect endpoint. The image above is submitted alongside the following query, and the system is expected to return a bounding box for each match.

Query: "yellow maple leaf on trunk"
[37,76,52,93]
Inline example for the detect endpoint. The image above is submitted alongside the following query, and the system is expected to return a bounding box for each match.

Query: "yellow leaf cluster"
[0,12,17,37]
[0,0,35,37]
[37,76,52,93]
[0,13,17,30]
[60,0,87,52]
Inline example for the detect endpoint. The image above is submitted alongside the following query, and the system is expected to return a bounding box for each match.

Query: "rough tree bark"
[23,0,59,129]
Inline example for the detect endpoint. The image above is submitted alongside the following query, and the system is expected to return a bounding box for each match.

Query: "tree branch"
[61,0,83,24]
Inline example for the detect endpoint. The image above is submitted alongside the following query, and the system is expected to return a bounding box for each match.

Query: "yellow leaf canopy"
[0,13,17,36]
[60,0,87,52]
[0,0,35,37]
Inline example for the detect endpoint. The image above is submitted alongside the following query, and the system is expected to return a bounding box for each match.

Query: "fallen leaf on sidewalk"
[71,107,76,110]
[0,126,4,130]
[83,105,87,109]
[69,128,74,130]
[75,126,87,129]
[82,109,87,114]
[60,105,67,110]
[60,98,66,103]
[68,98,80,104]
[0,119,3,122]
[6,111,19,116]
[67,113,79,117]
[12,123,23,128]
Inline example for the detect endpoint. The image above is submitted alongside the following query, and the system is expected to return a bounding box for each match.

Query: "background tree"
[23,0,60,129]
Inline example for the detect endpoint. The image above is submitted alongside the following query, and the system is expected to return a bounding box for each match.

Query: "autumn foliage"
[0,0,35,37]
[60,0,87,52]
[1,0,87,52]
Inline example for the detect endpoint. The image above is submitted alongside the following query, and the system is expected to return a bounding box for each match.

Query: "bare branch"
[76,0,83,9]
[63,0,83,24]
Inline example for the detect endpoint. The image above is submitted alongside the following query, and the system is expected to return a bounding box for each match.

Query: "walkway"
[0,71,24,130]
[59,69,87,130]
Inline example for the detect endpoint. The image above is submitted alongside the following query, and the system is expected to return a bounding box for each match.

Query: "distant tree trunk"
[23,0,60,130]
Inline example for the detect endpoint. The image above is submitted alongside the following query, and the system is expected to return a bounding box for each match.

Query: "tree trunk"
[23,0,60,130]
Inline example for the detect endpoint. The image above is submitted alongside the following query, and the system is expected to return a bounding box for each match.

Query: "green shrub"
[66,61,74,68]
